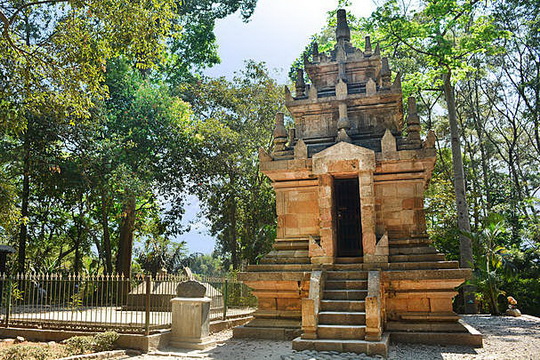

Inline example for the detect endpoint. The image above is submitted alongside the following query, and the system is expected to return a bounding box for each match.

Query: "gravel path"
[132,315,540,360]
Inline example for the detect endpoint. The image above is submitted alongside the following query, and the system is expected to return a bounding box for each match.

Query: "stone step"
[273,240,309,251]
[320,300,365,312]
[319,311,366,325]
[400,312,460,322]
[388,261,459,270]
[330,263,366,271]
[390,331,482,347]
[334,257,364,264]
[389,238,432,246]
[317,324,366,340]
[389,253,446,262]
[323,290,368,300]
[389,246,438,255]
[246,263,313,272]
[292,334,390,356]
[326,271,368,280]
[258,257,310,265]
[386,321,466,332]
[325,280,368,290]
[265,249,309,258]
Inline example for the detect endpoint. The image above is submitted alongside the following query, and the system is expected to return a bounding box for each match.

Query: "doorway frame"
[311,142,378,264]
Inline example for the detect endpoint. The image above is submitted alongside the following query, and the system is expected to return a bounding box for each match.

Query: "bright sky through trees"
[205,0,376,83]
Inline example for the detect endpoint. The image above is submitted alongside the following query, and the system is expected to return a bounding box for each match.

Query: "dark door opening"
[334,178,362,257]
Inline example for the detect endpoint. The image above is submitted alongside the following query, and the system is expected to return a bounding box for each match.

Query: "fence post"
[4,276,11,327]
[222,279,228,320]
[145,275,151,336]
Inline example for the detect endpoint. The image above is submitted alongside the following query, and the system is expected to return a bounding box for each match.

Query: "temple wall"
[374,180,426,238]
[275,182,320,239]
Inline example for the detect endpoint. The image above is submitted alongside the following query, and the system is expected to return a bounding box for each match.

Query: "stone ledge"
[238,271,312,281]
[382,268,472,281]
[390,328,482,347]
[233,325,301,340]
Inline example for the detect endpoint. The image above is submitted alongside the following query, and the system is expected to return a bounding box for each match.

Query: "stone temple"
[234,9,482,357]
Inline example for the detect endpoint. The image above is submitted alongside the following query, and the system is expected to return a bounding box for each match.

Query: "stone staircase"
[318,264,368,340]
[388,235,459,270]
[292,258,389,356]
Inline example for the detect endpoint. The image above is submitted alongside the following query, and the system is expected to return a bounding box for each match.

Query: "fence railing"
[0,273,256,334]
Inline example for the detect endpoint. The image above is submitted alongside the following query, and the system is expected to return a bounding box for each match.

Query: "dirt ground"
[132,315,540,360]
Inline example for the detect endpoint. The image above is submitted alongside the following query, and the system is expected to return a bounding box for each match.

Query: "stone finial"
[392,72,402,90]
[295,69,306,97]
[336,102,352,143]
[294,139,308,159]
[423,129,436,149]
[288,128,296,147]
[366,78,377,96]
[336,9,351,42]
[408,96,418,115]
[176,280,206,298]
[381,57,392,87]
[313,42,319,57]
[374,43,380,56]
[365,36,372,56]
[308,84,318,99]
[407,97,422,145]
[381,129,397,154]
[273,112,288,152]
[259,147,273,162]
[284,86,293,102]
[336,78,348,100]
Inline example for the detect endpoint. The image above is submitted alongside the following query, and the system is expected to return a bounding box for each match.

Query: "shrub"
[65,335,94,355]
[64,331,119,355]
[502,278,540,316]
[0,344,64,360]
[93,332,119,352]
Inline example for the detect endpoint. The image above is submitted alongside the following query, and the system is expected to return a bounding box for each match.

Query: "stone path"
[132,315,540,360]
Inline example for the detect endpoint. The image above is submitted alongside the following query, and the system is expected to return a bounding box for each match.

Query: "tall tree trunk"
[18,131,30,273]
[230,194,240,271]
[101,193,113,274]
[443,71,476,313]
[471,78,492,214]
[116,196,136,277]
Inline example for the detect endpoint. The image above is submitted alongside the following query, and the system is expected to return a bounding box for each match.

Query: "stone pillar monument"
[169,280,214,350]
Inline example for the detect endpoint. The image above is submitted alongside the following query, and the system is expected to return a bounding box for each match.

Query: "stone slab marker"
[169,280,214,350]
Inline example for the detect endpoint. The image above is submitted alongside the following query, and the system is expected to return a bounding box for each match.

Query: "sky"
[176,0,376,254]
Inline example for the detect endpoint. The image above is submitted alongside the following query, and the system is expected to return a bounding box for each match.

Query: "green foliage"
[502,278,540,317]
[64,336,94,355]
[92,332,120,352]
[464,214,514,314]
[0,0,259,132]
[181,252,225,276]
[0,344,65,360]
[64,331,119,355]
[180,61,285,269]
[135,237,188,276]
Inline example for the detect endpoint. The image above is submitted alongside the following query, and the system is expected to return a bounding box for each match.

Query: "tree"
[368,0,507,313]
[1,0,260,274]
[135,237,187,276]
[0,0,259,131]
[94,59,195,276]
[181,61,284,270]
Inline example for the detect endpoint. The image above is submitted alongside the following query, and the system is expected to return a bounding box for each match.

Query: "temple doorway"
[334,178,362,257]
